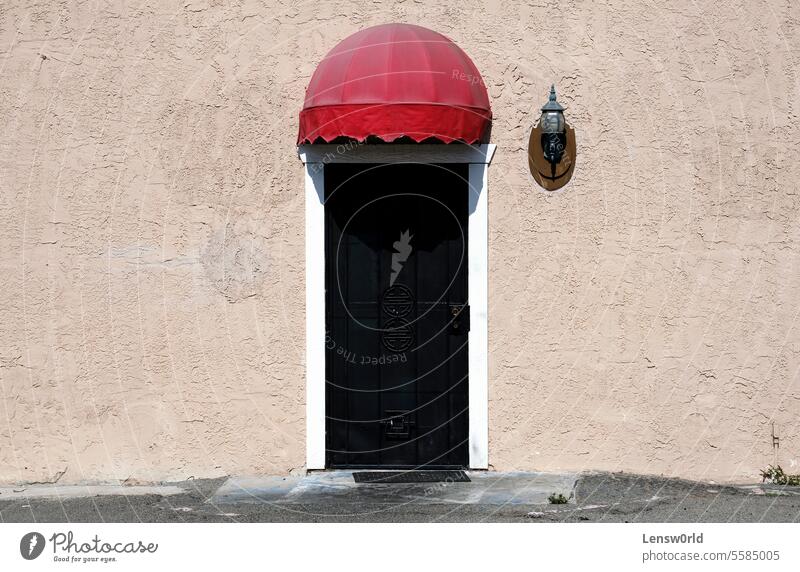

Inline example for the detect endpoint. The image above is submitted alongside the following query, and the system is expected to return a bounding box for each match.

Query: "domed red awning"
[298,24,492,144]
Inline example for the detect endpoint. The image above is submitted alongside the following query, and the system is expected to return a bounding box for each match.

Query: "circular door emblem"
[382,318,413,352]
[381,284,414,318]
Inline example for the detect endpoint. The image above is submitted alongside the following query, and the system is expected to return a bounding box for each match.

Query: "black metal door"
[325,163,469,469]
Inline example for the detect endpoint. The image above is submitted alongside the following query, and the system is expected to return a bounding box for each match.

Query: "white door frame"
[298,143,496,470]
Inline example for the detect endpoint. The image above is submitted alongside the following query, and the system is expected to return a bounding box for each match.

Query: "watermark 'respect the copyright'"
[451,68,485,88]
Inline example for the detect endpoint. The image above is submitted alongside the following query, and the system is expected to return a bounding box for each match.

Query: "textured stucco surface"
[1,0,799,484]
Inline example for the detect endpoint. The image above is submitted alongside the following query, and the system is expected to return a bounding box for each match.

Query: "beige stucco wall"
[1,0,798,484]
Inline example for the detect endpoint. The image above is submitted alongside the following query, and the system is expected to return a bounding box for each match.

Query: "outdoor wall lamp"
[540,85,566,165]
[528,84,576,191]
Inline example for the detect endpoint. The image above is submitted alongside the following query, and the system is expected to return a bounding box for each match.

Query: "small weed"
[548,493,568,504]
[760,465,800,486]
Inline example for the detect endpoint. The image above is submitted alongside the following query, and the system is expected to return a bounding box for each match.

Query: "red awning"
[298,24,492,144]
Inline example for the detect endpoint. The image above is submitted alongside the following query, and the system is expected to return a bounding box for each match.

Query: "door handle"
[449,304,470,334]
[384,410,414,439]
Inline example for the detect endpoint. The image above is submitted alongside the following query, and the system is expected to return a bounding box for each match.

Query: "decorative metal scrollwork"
[380,284,414,352]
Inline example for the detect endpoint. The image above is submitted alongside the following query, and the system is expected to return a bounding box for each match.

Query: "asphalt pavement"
[1,472,798,523]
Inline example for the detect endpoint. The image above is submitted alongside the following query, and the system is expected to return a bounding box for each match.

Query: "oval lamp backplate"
[528,123,576,191]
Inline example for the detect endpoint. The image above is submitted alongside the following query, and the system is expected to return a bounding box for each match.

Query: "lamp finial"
[541,84,564,112]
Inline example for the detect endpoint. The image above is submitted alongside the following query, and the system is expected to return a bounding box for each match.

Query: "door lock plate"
[449,304,470,334]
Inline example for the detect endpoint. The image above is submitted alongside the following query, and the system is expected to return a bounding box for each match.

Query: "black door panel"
[325,163,469,469]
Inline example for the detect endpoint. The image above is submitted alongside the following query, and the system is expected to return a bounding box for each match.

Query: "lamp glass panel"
[540,110,565,133]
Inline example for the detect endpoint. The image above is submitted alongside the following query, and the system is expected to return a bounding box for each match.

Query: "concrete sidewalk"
[0,471,798,522]
[211,471,577,506]
[0,483,184,500]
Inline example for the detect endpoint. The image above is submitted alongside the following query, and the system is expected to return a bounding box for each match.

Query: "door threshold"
[326,465,467,471]
[353,470,470,484]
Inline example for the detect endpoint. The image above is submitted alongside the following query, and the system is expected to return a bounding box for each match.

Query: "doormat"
[353,470,470,484]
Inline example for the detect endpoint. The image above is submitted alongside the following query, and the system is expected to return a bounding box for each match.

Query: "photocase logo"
[390,229,413,286]
[20,532,45,560]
